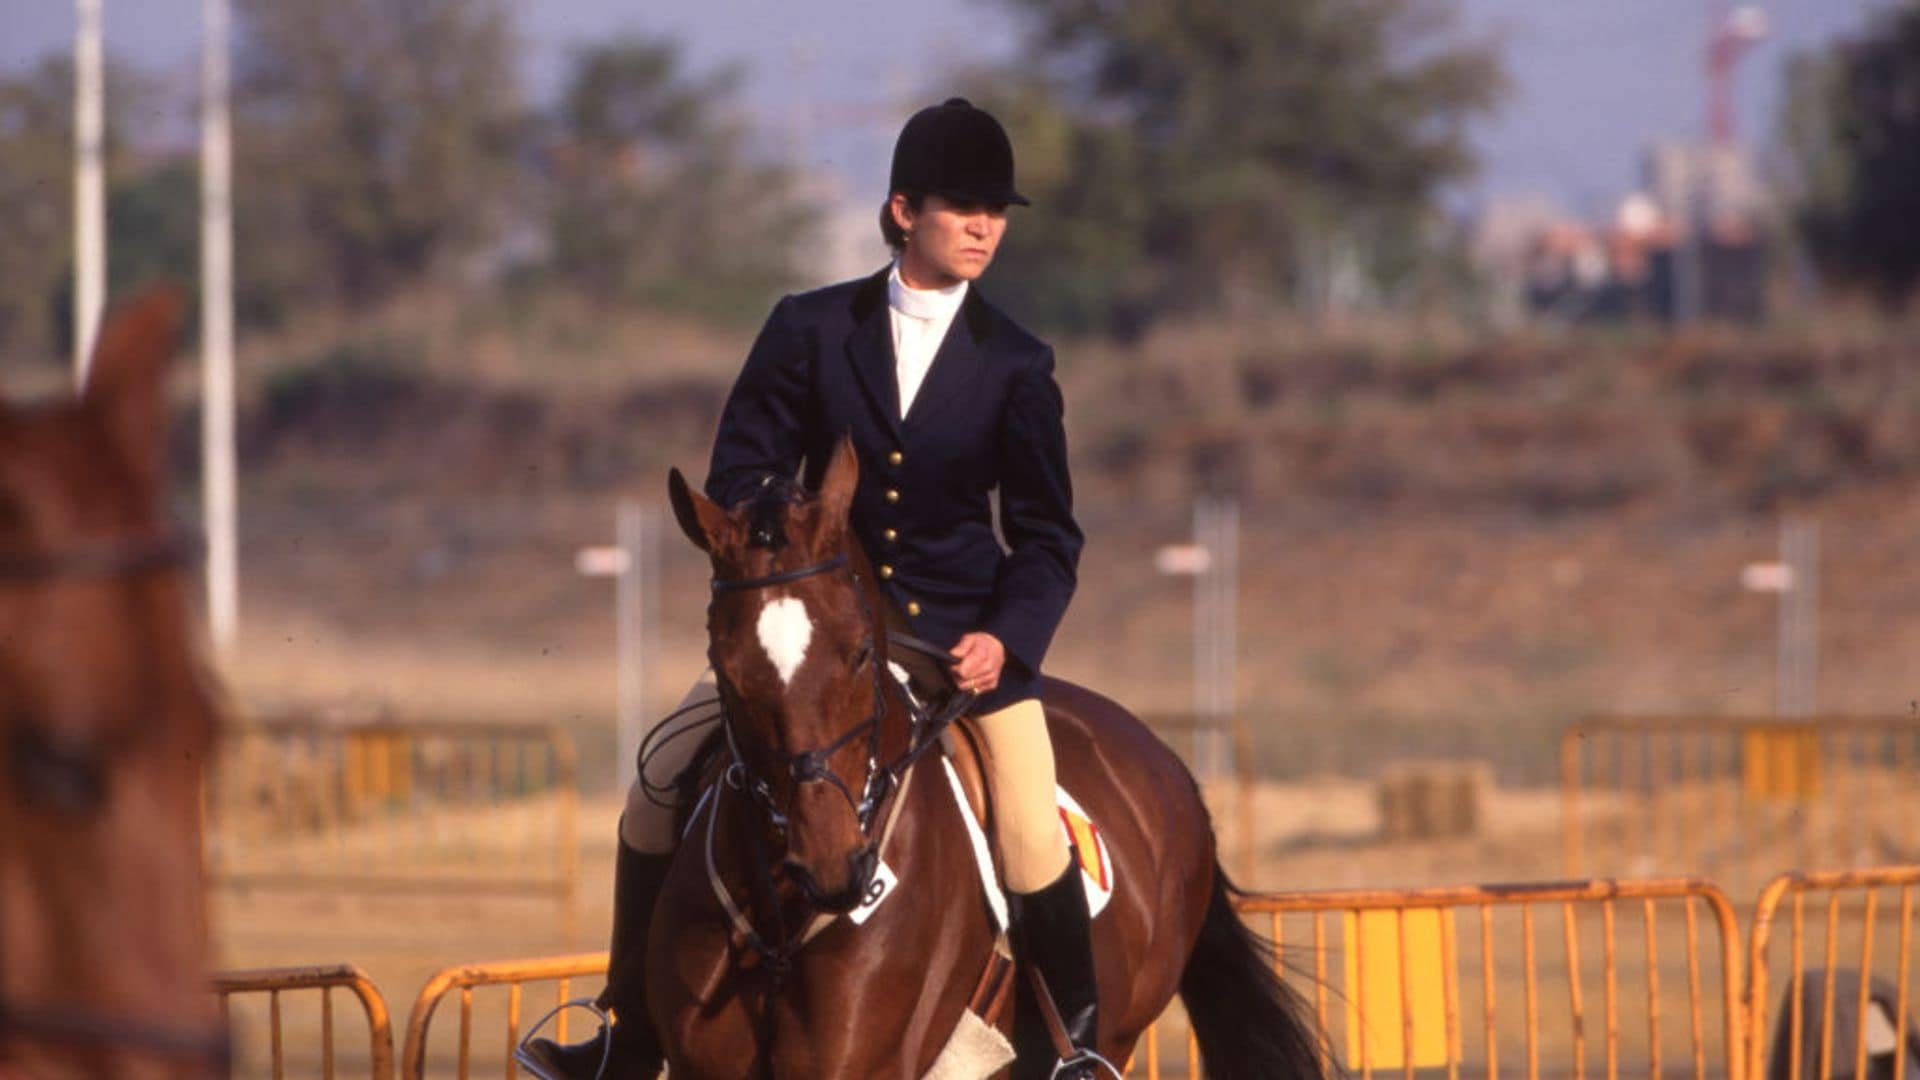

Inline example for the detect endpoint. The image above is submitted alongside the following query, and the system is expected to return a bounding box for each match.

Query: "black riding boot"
[1010,850,1106,1079]
[516,835,671,1080]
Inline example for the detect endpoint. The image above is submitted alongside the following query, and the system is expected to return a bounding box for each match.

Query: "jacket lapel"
[844,268,903,440]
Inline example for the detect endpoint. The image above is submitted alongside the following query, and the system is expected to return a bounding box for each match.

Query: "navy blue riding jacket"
[705,267,1082,707]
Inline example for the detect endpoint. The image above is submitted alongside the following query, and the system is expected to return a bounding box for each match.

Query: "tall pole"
[615,502,646,790]
[1777,518,1818,718]
[73,0,106,384]
[202,0,239,656]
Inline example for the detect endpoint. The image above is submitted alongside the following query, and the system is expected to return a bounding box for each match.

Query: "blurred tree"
[1780,4,1920,308]
[543,36,808,318]
[975,0,1504,336]
[232,0,524,309]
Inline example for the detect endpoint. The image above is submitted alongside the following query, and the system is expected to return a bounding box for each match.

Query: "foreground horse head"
[0,288,226,1078]
[668,438,898,913]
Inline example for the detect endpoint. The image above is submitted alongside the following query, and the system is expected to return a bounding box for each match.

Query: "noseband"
[0,525,230,1073]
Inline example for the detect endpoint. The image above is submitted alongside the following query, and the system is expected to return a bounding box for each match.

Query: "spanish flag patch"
[1054,787,1115,917]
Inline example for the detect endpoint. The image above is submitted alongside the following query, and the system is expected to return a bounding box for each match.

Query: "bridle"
[0,526,231,1074]
[709,553,896,859]
[705,548,973,917]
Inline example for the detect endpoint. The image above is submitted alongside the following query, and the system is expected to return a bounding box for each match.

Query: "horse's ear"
[818,435,859,533]
[82,284,186,490]
[668,468,725,552]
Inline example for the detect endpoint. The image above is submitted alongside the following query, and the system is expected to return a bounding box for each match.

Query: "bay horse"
[0,288,227,1079]
[651,437,1329,1078]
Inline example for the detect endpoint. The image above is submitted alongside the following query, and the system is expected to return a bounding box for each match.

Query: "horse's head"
[0,288,226,1078]
[669,438,895,913]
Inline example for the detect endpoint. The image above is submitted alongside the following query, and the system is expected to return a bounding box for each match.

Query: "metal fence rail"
[1561,715,1920,883]
[214,964,396,1080]
[393,879,1746,1080]
[207,716,580,937]
[1212,878,1749,1080]
[400,953,605,1080]
[1746,865,1920,1080]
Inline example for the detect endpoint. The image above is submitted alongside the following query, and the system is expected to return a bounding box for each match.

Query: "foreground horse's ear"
[818,435,859,532]
[668,468,724,552]
[82,284,186,489]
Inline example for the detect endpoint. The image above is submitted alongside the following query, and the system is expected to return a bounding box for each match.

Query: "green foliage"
[110,162,198,300]
[232,0,525,308]
[542,36,809,318]
[1781,3,1920,308]
[975,0,1504,336]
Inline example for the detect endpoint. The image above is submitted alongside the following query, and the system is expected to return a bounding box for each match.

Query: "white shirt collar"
[887,261,968,322]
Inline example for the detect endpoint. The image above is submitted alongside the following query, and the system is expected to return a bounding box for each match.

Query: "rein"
[0,524,228,1073]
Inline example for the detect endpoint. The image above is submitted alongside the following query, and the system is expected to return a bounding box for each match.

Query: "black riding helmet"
[888,97,1030,207]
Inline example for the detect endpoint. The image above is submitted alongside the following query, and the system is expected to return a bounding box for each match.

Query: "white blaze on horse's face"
[756,594,813,687]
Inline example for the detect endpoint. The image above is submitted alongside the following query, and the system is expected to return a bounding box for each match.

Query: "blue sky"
[1,0,1899,217]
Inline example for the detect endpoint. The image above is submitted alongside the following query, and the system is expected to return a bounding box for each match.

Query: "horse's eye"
[852,644,873,670]
[8,724,107,816]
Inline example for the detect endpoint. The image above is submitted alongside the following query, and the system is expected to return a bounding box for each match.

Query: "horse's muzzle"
[784,844,880,915]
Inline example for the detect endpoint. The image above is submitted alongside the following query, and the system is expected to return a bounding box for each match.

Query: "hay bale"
[1377,759,1490,841]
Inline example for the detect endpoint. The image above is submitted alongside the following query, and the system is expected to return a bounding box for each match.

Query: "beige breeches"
[621,680,1071,894]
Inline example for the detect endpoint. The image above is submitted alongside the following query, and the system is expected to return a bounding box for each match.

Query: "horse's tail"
[1178,862,1337,1080]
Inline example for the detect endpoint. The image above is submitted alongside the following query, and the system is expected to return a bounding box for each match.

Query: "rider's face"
[891,194,1007,290]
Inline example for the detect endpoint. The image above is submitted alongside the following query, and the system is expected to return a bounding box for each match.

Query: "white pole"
[1776,518,1818,718]
[615,501,645,790]
[73,0,106,384]
[1219,495,1239,772]
[1191,497,1212,729]
[201,0,239,656]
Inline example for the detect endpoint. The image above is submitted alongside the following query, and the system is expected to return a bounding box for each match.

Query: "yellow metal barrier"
[401,953,605,1080]
[215,964,396,1080]
[208,716,580,940]
[1139,879,1752,1080]
[1561,716,1920,883]
[1746,865,1920,1080]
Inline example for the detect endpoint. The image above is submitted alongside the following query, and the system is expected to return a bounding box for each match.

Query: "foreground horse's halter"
[0,525,232,1074]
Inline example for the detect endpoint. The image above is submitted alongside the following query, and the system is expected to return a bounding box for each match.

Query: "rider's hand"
[949,632,1005,694]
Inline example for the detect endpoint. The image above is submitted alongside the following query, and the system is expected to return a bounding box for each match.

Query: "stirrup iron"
[1050,1047,1126,1080]
[512,998,612,1080]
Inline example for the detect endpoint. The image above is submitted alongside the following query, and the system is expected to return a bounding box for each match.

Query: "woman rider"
[523,97,1100,1079]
